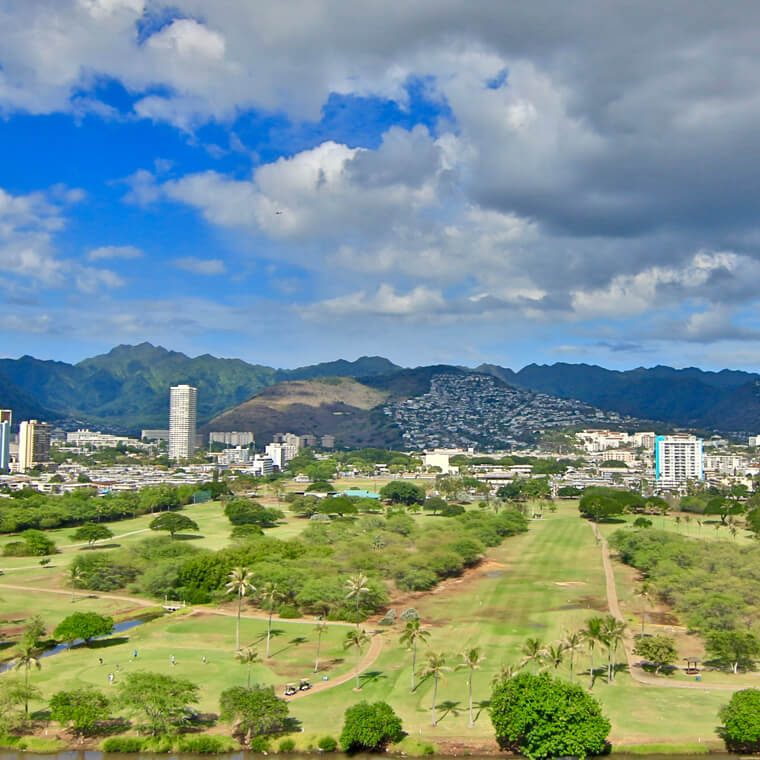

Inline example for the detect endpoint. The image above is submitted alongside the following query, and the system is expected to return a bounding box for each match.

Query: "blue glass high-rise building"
[0,409,11,473]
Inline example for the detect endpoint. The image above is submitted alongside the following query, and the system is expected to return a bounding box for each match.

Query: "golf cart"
[299,678,311,691]
[284,683,298,696]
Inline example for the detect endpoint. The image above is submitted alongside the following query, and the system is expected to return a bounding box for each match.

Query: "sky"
[3,1,760,371]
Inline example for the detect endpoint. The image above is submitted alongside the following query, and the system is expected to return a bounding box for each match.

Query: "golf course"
[1,492,750,753]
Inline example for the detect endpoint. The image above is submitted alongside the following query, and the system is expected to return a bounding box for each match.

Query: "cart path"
[284,630,385,701]
[0,581,387,699]
[593,523,742,692]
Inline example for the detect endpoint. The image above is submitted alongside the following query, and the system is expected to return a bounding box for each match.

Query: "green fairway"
[0,500,738,749]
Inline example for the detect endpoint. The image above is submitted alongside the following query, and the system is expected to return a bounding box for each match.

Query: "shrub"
[279,738,296,752]
[249,736,270,752]
[141,735,174,753]
[719,689,760,753]
[490,671,610,759]
[340,701,404,753]
[400,607,419,621]
[318,735,338,751]
[178,735,236,753]
[102,736,144,752]
[278,604,301,619]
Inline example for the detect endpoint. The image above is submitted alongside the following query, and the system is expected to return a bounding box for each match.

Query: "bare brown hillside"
[200,378,402,447]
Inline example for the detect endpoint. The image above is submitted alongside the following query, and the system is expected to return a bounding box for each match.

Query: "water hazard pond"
[0,617,147,674]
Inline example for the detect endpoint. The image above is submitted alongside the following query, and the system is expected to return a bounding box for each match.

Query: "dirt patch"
[648,610,680,626]
[577,594,608,612]
[370,558,510,623]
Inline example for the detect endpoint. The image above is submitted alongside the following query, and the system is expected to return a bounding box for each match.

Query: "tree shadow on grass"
[87,636,130,650]
[436,700,461,722]
[80,543,122,551]
[173,534,204,541]
[473,699,490,722]
[359,670,386,688]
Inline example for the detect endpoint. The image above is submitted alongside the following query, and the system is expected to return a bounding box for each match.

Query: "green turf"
[0,500,740,748]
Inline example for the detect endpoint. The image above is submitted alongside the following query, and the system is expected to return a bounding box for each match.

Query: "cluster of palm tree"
[514,615,627,688]
[398,618,485,727]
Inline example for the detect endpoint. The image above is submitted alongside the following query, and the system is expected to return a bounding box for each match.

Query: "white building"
[169,385,197,461]
[749,436,760,447]
[265,442,298,469]
[577,430,629,452]
[655,435,703,489]
[0,409,11,473]
[66,429,135,448]
[209,431,255,447]
[251,455,274,476]
[18,420,52,472]
[142,429,169,442]
[218,446,252,466]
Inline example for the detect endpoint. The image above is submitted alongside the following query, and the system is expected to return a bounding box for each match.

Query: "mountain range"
[0,342,757,439]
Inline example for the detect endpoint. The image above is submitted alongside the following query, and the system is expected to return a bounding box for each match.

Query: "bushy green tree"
[149,512,199,538]
[53,612,114,647]
[219,685,289,745]
[49,687,111,737]
[117,672,198,735]
[70,523,114,548]
[706,631,760,673]
[379,481,425,505]
[634,634,678,673]
[489,671,610,759]
[339,700,404,753]
[719,688,760,752]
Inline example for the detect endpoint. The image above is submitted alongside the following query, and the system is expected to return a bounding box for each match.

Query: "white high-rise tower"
[169,385,197,461]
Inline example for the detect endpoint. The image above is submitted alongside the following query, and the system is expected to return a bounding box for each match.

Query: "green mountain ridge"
[0,343,758,436]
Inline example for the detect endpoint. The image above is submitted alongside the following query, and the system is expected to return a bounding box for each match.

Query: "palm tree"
[581,616,605,689]
[601,615,626,682]
[345,572,370,629]
[399,618,431,692]
[519,637,546,671]
[69,566,82,603]
[260,582,284,658]
[14,640,41,715]
[419,652,451,726]
[561,630,584,682]
[491,663,518,686]
[456,647,484,728]
[545,642,565,671]
[235,647,260,688]
[638,583,653,635]
[313,621,328,673]
[225,567,256,651]
[343,628,370,690]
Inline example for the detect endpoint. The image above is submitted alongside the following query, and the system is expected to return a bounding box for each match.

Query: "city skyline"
[4,4,760,371]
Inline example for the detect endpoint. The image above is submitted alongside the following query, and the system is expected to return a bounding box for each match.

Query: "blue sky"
[3,1,760,370]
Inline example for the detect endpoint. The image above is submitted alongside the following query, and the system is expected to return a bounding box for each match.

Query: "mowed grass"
[1,499,736,748]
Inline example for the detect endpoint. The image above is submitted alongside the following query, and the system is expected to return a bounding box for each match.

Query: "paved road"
[593,523,743,692]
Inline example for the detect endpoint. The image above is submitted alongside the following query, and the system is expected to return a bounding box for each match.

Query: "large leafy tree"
[149,512,199,539]
[0,678,40,730]
[219,685,289,745]
[49,687,111,737]
[69,523,114,548]
[719,688,760,753]
[633,634,678,674]
[379,481,425,505]
[117,672,199,735]
[339,700,404,753]
[399,618,430,692]
[54,612,114,648]
[490,671,611,759]
[706,631,760,673]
